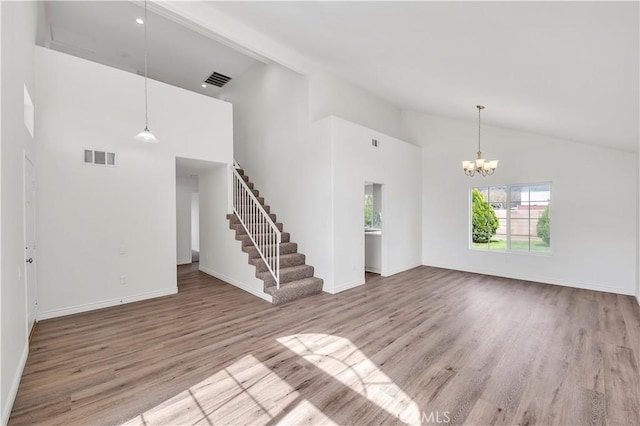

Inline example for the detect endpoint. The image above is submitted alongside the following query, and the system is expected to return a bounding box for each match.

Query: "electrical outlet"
[119,245,127,255]
[120,275,127,285]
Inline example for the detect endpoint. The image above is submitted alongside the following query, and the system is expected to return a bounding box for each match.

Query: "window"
[471,183,551,254]
[364,194,382,229]
[364,184,383,230]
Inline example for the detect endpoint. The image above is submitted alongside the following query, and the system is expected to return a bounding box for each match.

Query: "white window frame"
[469,182,552,255]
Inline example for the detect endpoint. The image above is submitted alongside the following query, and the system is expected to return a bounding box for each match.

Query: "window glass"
[471,183,550,254]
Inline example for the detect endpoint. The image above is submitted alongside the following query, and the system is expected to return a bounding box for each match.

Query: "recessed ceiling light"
[136,18,144,25]
[201,83,207,88]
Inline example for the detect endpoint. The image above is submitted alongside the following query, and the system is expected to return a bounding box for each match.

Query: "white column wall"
[327,116,422,292]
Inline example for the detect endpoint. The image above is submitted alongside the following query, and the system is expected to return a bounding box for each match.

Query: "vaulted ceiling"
[41,1,639,152]
[209,1,639,151]
[40,1,262,97]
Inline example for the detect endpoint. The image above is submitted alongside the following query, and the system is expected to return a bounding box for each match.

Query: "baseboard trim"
[382,262,422,278]
[37,287,178,320]
[198,265,273,303]
[365,267,381,274]
[28,321,36,343]
[2,342,29,425]
[331,278,365,294]
[422,262,635,296]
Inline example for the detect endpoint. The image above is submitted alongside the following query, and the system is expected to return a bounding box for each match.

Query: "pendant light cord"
[144,0,149,129]
[477,105,481,153]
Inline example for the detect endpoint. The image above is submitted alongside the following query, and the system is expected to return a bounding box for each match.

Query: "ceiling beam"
[140,0,311,75]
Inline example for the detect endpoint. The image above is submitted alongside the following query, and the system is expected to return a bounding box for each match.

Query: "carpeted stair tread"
[257,264,314,286]
[231,222,284,234]
[237,232,291,246]
[249,253,305,272]
[230,213,276,223]
[265,277,324,305]
[242,242,297,258]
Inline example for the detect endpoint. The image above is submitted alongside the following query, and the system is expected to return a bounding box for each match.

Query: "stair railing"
[232,163,281,288]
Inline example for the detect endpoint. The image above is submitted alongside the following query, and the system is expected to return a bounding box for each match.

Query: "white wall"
[308,72,403,140]
[176,175,198,265]
[1,2,37,423]
[198,165,272,302]
[34,47,233,319]
[402,110,637,296]
[219,63,333,289]
[219,64,420,293]
[320,116,422,293]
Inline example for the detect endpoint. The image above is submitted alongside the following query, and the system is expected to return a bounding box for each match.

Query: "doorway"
[191,193,200,262]
[364,182,383,282]
[176,174,199,265]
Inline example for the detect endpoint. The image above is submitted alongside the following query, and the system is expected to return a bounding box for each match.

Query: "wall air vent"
[204,71,232,88]
[84,149,116,167]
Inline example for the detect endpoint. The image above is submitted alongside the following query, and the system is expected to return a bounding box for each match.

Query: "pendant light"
[462,105,498,176]
[134,0,158,143]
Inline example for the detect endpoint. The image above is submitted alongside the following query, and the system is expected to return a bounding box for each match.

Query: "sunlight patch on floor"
[277,399,338,425]
[122,354,302,425]
[277,333,422,425]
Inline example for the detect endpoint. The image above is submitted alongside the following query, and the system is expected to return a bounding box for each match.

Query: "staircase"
[227,167,323,305]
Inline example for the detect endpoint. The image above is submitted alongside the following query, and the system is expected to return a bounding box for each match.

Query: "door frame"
[24,154,37,337]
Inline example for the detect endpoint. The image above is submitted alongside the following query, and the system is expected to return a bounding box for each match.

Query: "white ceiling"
[209,1,639,152]
[40,1,639,152]
[40,1,261,97]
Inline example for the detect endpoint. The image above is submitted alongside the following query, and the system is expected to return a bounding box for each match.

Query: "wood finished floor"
[9,264,640,425]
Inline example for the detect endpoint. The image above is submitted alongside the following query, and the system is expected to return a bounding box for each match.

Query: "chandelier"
[462,105,497,176]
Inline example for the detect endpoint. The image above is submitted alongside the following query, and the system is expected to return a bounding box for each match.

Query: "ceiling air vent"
[204,71,232,88]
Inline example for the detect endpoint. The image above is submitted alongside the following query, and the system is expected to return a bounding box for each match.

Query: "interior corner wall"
[217,63,333,289]
[308,72,404,140]
[1,1,37,423]
[402,110,637,296]
[176,176,198,265]
[34,47,233,320]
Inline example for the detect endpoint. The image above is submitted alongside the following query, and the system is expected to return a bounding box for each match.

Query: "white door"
[24,156,37,334]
